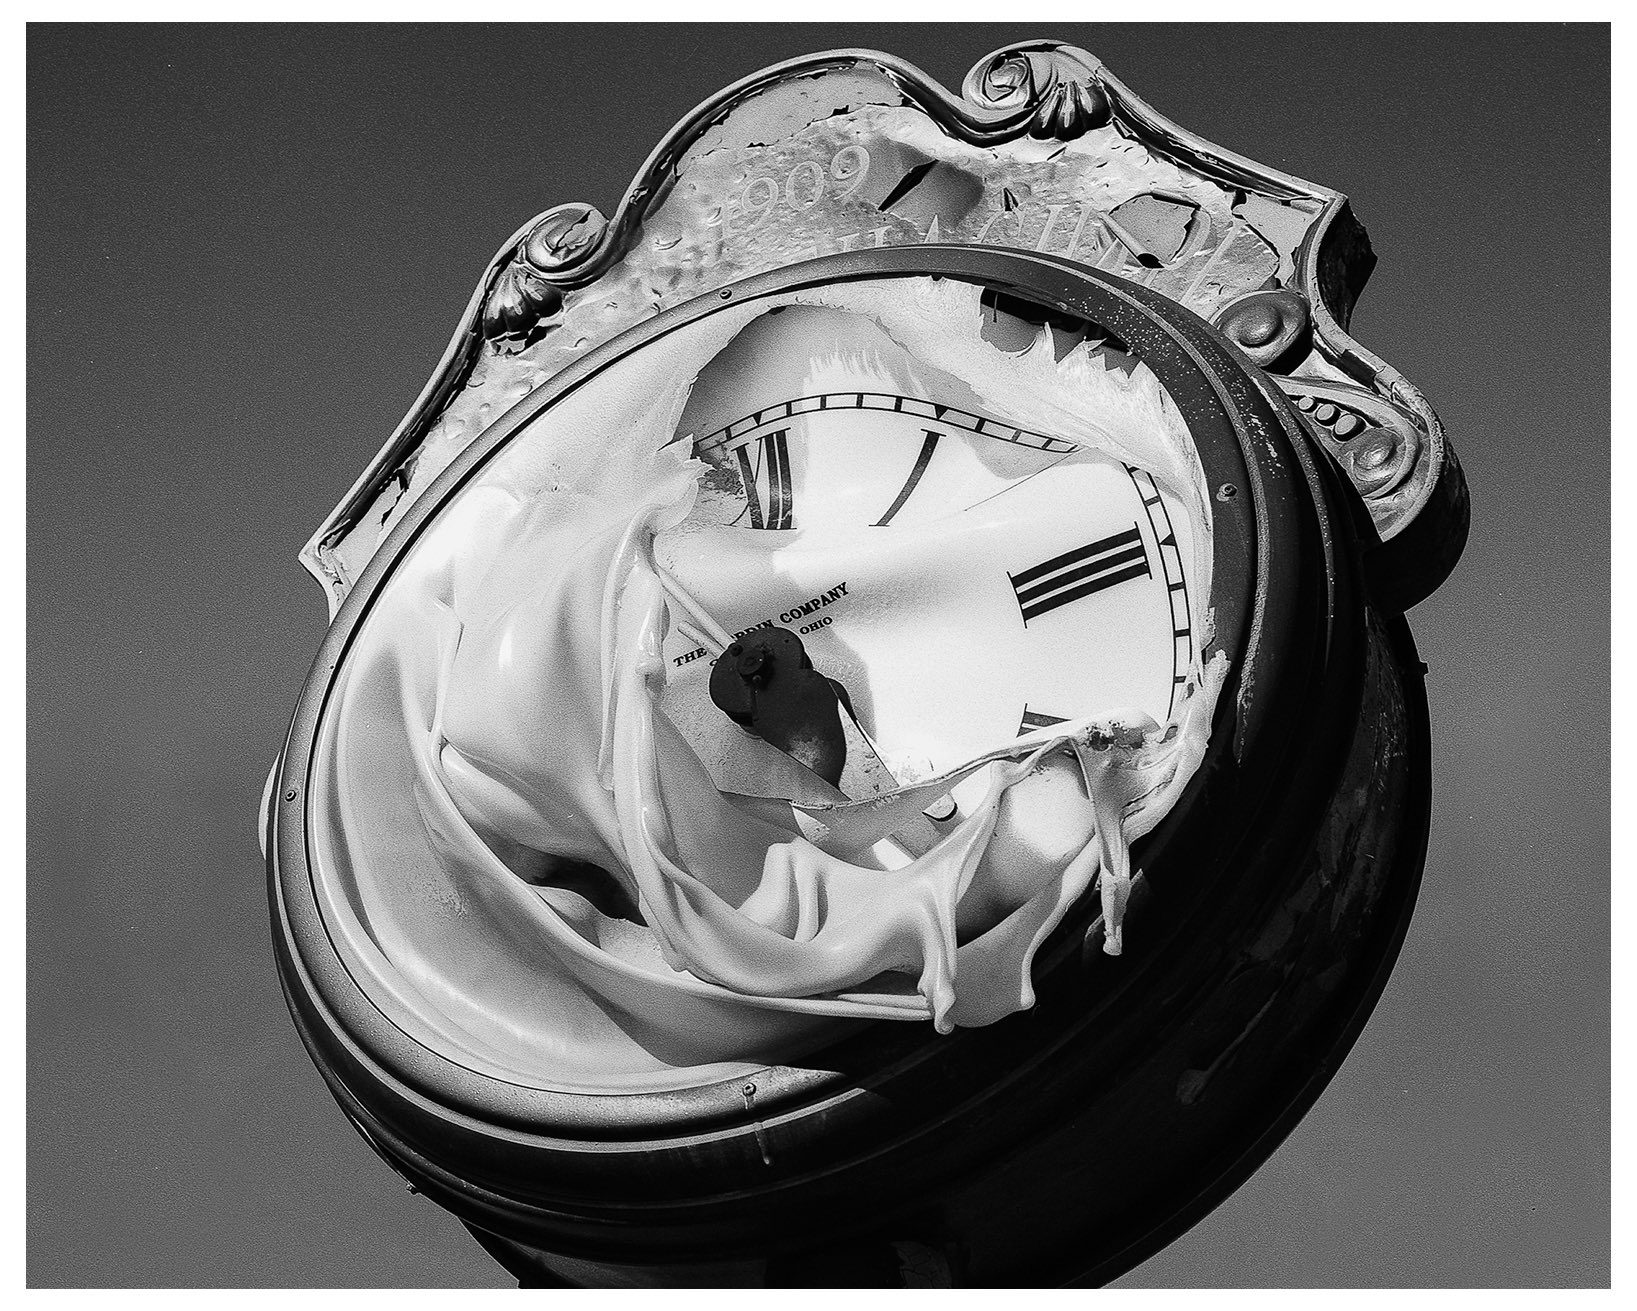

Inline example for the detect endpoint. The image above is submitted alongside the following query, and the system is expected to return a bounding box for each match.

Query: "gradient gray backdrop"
[27,22,1610,1287]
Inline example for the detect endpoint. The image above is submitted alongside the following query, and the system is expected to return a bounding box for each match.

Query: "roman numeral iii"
[1009,525,1150,624]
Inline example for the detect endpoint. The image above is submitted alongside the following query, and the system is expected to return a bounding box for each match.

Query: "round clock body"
[267,245,1430,1287]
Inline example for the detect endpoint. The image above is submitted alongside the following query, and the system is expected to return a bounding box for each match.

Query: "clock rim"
[268,246,1364,1247]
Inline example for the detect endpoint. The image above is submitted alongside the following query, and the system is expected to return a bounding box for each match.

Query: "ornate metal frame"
[299,41,1465,617]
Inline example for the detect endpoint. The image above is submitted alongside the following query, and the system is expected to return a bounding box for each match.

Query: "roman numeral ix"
[1009,525,1150,624]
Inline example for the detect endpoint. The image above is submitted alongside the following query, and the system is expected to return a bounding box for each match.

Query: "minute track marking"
[683,392,1080,459]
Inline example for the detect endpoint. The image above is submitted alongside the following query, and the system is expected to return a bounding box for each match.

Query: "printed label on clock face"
[658,305,1202,790]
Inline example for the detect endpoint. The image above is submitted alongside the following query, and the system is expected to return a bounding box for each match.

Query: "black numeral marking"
[872,429,941,526]
[1009,525,1150,624]
[736,429,793,530]
[1017,707,1069,736]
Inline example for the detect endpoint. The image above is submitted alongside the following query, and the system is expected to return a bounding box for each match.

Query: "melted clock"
[308,273,1224,1083]
[655,305,1200,807]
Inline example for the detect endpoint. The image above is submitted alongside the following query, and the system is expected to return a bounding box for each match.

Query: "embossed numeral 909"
[733,145,872,232]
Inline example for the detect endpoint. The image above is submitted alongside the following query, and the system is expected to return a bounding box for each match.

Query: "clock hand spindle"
[652,556,854,788]
[653,556,943,836]
[708,627,850,788]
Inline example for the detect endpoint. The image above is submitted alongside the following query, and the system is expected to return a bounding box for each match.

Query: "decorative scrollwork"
[482,204,609,346]
[519,203,608,276]
[1274,373,1466,609]
[479,50,1115,350]
[482,263,562,345]
[1214,288,1312,371]
[962,43,1111,139]
[1279,378,1424,504]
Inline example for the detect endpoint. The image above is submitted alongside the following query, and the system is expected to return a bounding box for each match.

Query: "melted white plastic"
[308,278,1225,1091]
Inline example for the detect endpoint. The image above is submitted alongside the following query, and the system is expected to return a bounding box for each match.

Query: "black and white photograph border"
[21,4,1619,1292]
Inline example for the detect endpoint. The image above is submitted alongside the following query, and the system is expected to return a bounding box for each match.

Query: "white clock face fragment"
[658,302,1202,797]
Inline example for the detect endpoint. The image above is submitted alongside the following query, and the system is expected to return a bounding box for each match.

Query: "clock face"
[298,267,1226,1090]
[654,304,1202,804]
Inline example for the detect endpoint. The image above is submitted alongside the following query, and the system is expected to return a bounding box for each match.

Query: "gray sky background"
[27,22,1609,1287]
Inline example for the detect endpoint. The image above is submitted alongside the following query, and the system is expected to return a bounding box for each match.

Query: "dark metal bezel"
[269,245,1331,1209]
